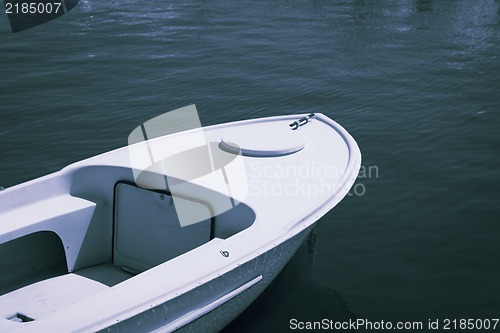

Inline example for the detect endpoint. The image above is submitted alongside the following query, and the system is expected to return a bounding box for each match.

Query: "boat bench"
[0,194,96,272]
[0,272,107,329]
[0,262,133,330]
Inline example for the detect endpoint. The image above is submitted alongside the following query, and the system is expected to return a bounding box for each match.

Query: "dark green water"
[1,1,499,332]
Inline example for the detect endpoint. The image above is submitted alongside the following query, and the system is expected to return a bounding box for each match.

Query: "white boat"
[0,109,361,332]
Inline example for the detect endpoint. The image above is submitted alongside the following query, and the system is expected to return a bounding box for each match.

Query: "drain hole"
[7,313,34,323]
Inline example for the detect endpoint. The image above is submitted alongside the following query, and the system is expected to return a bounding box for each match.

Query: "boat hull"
[101,226,313,333]
[0,112,361,332]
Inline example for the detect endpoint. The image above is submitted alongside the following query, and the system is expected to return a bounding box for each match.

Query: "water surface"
[1,1,499,331]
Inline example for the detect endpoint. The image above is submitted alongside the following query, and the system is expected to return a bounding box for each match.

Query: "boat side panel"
[98,226,313,333]
[0,172,71,213]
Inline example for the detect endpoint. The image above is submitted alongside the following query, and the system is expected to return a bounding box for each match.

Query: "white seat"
[0,195,96,272]
[0,273,108,328]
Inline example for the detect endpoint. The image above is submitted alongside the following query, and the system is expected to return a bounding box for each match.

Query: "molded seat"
[0,273,108,329]
[0,195,96,272]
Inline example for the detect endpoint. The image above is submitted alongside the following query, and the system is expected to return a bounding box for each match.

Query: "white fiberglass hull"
[0,113,361,332]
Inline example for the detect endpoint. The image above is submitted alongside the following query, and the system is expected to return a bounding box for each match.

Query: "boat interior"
[0,164,255,325]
